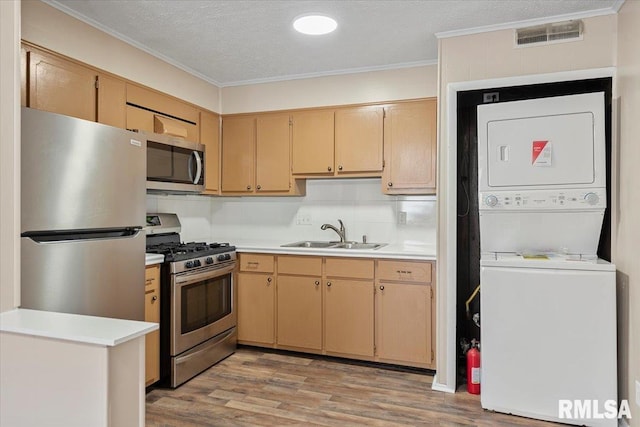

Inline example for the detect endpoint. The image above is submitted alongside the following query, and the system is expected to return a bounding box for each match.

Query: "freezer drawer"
[480,264,617,426]
[21,231,145,321]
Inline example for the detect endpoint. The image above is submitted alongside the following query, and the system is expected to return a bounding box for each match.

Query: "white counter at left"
[0,308,158,427]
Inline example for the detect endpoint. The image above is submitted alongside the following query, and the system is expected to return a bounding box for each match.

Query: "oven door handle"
[174,263,235,286]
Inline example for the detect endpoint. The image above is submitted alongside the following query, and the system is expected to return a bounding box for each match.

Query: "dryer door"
[477,92,605,192]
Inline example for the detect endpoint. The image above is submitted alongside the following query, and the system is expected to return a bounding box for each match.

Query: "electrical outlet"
[296,214,312,225]
[398,211,407,225]
[636,380,640,407]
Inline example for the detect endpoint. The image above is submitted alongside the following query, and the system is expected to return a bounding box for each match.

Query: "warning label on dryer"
[532,140,552,167]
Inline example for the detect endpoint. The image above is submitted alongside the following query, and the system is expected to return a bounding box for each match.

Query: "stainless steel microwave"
[146,133,205,193]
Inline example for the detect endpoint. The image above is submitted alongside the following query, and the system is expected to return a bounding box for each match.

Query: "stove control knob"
[193,259,202,267]
[224,254,232,260]
[485,195,499,207]
[584,192,599,205]
[217,254,226,261]
[205,257,214,264]
[184,261,194,269]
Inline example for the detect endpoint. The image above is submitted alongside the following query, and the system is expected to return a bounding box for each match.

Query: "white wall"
[221,65,438,113]
[0,0,20,312]
[21,0,221,113]
[436,13,618,391]
[615,1,640,424]
[146,179,437,249]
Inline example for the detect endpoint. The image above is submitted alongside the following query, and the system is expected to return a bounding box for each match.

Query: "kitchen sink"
[281,241,340,248]
[281,241,386,250]
[332,242,386,250]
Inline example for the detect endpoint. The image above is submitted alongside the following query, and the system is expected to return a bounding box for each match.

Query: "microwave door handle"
[193,151,202,184]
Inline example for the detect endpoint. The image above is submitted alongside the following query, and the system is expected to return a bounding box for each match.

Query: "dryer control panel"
[479,189,606,210]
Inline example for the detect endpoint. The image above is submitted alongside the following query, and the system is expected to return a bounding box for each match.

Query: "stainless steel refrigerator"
[20,108,147,321]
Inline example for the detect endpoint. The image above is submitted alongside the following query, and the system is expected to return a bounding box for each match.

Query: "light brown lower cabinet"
[276,275,322,350]
[324,278,374,357]
[237,272,275,345]
[144,265,160,386]
[276,255,323,350]
[235,253,435,370]
[376,260,435,368]
[237,254,276,345]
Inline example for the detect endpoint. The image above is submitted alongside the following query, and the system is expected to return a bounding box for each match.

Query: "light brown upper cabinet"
[382,99,437,194]
[292,106,383,178]
[256,113,292,192]
[199,110,220,194]
[125,83,199,142]
[291,109,335,175]
[27,48,97,122]
[221,113,303,196]
[24,44,126,127]
[96,73,126,128]
[334,106,383,175]
[221,115,255,194]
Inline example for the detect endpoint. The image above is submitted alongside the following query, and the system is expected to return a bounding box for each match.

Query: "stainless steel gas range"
[146,213,237,388]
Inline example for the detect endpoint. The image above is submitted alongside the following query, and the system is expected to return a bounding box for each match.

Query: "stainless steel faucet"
[321,219,346,243]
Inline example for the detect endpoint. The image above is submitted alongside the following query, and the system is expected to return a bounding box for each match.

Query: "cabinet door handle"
[388,182,393,187]
[246,185,252,190]
[379,285,384,291]
[327,166,332,172]
[256,185,262,190]
[151,295,158,302]
[314,280,320,286]
[338,165,343,171]
[327,282,332,287]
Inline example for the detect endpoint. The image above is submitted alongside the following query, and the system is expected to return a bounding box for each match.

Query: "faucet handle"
[337,219,344,231]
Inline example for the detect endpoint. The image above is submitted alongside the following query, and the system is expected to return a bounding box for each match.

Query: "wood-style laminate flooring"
[146,347,561,427]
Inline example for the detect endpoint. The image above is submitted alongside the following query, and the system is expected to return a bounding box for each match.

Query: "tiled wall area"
[147,179,436,246]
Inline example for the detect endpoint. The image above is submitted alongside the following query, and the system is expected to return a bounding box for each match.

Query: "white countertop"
[145,253,165,266]
[0,309,158,347]
[232,239,436,260]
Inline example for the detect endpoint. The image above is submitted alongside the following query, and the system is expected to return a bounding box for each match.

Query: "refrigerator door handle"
[22,227,143,243]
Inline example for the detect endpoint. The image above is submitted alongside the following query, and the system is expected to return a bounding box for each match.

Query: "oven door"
[171,263,236,356]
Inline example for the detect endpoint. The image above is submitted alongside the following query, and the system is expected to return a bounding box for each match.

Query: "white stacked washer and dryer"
[477,92,617,426]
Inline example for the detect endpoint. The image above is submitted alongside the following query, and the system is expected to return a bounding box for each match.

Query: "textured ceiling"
[48,0,620,87]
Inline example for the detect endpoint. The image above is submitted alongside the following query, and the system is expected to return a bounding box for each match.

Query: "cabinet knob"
[151,295,158,302]
[338,165,343,171]
[327,282,332,287]
[379,285,384,291]
[388,182,393,187]
[314,280,320,286]
[256,185,262,190]
[327,166,332,172]
[247,185,252,190]
[267,277,272,283]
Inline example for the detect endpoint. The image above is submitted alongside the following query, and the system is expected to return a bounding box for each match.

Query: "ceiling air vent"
[515,20,583,47]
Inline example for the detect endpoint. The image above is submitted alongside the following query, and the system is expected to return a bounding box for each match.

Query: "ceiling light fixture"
[293,14,337,35]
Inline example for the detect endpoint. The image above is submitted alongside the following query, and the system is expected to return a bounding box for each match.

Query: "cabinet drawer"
[277,256,322,276]
[239,254,274,273]
[377,260,432,283]
[325,257,374,279]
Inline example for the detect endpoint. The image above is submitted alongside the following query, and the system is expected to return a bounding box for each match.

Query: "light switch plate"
[635,380,640,407]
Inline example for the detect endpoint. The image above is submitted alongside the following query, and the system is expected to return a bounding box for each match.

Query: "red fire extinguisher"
[467,340,481,395]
